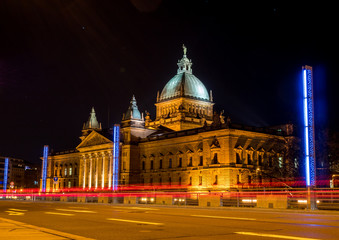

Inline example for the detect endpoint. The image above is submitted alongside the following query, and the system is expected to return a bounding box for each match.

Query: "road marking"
[8,208,27,211]
[235,232,321,240]
[69,206,89,209]
[5,211,25,216]
[112,206,159,211]
[0,217,94,240]
[106,218,164,225]
[191,215,256,221]
[56,208,96,213]
[45,211,74,216]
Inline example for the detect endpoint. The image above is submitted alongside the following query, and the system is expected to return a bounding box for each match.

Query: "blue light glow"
[112,124,120,191]
[42,145,49,192]
[302,66,316,187]
[3,158,9,192]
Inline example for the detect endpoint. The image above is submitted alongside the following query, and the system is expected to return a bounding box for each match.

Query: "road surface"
[0,200,339,239]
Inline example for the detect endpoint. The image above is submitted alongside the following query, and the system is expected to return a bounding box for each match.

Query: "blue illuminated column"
[302,65,316,188]
[112,124,120,191]
[3,158,9,192]
[41,145,49,192]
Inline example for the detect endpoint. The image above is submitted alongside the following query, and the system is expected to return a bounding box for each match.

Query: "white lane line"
[68,207,89,209]
[8,208,28,211]
[106,218,164,226]
[5,211,24,216]
[112,206,159,211]
[56,208,96,213]
[191,215,256,221]
[235,232,321,240]
[45,212,74,216]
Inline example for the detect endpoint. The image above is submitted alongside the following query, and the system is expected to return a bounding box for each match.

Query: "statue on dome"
[183,44,187,55]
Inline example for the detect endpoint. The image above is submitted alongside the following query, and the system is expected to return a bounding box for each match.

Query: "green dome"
[159,72,209,101]
[159,45,210,102]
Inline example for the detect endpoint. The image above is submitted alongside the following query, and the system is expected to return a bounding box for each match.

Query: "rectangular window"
[188,157,192,166]
[178,158,182,167]
[69,167,72,176]
[199,156,203,166]
[236,153,241,164]
[159,159,163,169]
[237,175,240,184]
[258,155,263,166]
[150,160,154,170]
[278,157,283,168]
[247,153,252,165]
[64,168,67,177]
[142,161,145,170]
[199,176,202,185]
[214,175,218,185]
[169,158,172,168]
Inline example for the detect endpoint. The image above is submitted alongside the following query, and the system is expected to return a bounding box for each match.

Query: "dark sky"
[0,1,338,163]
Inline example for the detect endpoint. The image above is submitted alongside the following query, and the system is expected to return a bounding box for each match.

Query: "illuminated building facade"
[44,46,294,192]
[0,156,26,190]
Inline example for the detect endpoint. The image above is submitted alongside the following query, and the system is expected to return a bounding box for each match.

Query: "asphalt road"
[0,200,339,240]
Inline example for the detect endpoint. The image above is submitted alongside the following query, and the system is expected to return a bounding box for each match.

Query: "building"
[0,156,26,190]
[44,46,295,192]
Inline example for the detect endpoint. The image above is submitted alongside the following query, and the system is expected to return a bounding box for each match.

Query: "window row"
[141,155,206,170]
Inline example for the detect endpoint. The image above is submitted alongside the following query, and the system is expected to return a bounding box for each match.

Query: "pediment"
[76,131,112,149]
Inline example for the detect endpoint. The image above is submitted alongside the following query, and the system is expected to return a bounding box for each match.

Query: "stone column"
[95,153,98,189]
[101,152,105,189]
[82,155,87,189]
[89,155,92,189]
[108,151,113,189]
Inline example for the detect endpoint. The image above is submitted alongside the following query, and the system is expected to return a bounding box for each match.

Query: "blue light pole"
[3,158,9,192]
[302,65,316,210]
[41,145,49,193]
[112,124,120,191]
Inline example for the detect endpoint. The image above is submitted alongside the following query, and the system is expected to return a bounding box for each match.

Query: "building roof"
[123,95,142,120]
[159,45,210,102]
[83,107,101,130]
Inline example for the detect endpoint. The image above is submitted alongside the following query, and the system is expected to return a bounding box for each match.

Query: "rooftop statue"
[183,44,187,55]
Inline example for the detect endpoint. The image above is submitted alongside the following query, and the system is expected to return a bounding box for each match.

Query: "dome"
[123,95,142,120]
[159,44,210,102]
[159,72,210,101]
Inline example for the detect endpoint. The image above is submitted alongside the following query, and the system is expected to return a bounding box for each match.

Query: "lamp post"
[302,65,317,210]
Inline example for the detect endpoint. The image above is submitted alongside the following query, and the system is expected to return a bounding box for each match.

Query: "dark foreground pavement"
[0,200,339,240]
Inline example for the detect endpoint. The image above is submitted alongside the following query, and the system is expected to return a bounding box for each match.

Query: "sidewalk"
[0,217,94,240]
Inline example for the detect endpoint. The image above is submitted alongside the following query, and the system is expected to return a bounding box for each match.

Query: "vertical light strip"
[41,145,49,192]
[3,158,9,192]
[302,66,316,187]
[112,124,120,191]
[303,69,310,186]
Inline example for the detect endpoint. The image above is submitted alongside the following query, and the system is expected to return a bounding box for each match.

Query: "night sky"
[0,1,337,163]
